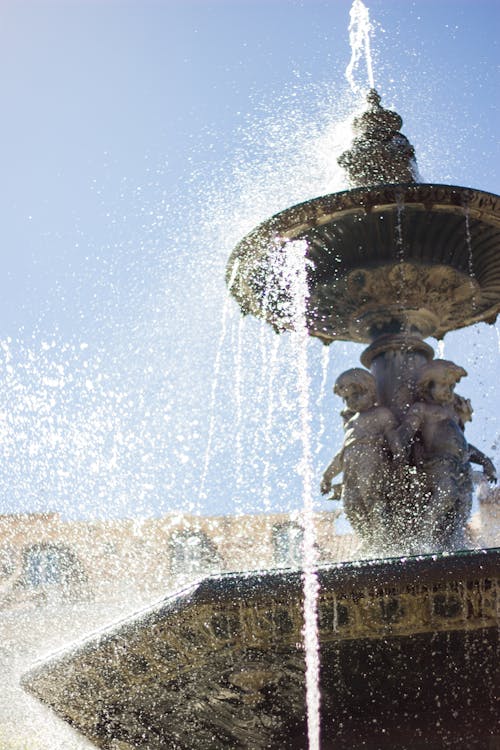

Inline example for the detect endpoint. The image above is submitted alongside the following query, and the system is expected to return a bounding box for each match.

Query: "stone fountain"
[22,92,500,748]
[227,87,500,556]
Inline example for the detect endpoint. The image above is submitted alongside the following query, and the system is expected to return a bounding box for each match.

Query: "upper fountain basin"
[226,183,500,343]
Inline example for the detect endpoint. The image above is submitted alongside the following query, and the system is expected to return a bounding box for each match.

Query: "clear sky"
[0,0,498,520]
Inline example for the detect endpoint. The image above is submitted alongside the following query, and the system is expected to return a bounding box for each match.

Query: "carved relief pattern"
[308,261,479,340]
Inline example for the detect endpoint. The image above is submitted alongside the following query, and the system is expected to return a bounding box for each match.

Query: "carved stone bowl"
[226,184,500,343]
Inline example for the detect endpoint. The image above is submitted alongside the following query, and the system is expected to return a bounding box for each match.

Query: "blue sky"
[0,0,498,520]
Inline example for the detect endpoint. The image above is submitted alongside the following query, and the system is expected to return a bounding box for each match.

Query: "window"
[169,531,219,578]
[0,545,17,578]
[22,543,86,590]
[272,523,304,567]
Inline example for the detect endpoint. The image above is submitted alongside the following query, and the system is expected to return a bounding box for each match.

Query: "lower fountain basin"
[23,548,499,749]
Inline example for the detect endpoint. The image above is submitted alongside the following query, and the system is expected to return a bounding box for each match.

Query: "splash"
[345,0,375,95]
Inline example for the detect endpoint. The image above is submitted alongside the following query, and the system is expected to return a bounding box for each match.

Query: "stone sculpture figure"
[397,360,496,550]
[320,368,401,549]
[454,394,497,483]
[320,361,497,555]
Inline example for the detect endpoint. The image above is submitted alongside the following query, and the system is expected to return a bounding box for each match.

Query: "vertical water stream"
[345,0,375,94]
[234,316,245,504]
[315,345,331,458]
[280,239,321,750]
[262,335,281,513]
[463,205,478,313]
[199,262,240,501]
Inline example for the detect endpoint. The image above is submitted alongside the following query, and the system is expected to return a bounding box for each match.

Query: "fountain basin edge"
[22,547,500,749]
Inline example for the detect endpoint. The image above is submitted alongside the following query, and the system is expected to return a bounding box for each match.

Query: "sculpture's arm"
[325,482,343,501]
[386,428,405,460]
[395,404,424,453]
[381,411,405,459]
[468,443,497,483]
[321,450,343,495]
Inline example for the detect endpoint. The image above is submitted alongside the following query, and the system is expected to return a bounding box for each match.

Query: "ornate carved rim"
[228,184,500,259]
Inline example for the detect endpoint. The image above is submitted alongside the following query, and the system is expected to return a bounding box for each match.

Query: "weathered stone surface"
[23,549,500,749]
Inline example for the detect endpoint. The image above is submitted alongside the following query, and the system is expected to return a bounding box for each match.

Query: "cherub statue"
[454,394,497,483]
[321,368,402,547]
[397,360,495,550]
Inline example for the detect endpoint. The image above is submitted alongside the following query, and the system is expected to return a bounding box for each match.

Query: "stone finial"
[338,89,418,187]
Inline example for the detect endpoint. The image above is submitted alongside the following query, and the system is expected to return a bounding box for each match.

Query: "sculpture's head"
[416,360,467,405]
[334,368,377,413]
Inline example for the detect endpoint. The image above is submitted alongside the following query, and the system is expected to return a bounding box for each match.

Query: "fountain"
[227,86,500,556]
[19,5,500,750]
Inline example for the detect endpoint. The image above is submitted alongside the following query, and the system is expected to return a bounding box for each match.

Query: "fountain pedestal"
[360,334,434,418]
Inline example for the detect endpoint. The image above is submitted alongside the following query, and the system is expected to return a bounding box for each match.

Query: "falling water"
[262,335,281,512]
[234,316,245,502]
[394,191,407,329]
[345,0,375,95]
[199,261,239,500]
[463,205,478,312]
[256,321,270,403]
[276,239,321,750]
[395,193,405,265]
[316,345,331,455]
